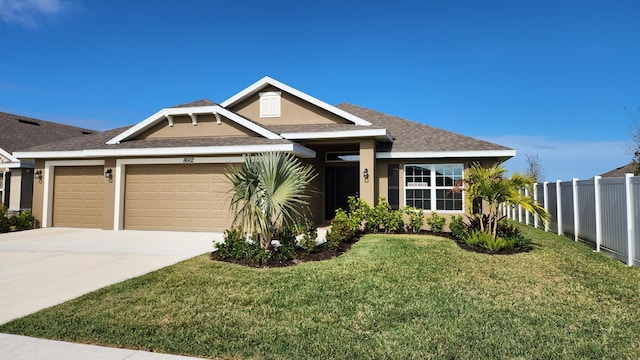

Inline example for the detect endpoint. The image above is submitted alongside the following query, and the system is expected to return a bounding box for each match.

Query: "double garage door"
[52,164,233,231]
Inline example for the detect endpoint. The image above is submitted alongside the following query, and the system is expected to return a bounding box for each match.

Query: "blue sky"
[1,0,638,181]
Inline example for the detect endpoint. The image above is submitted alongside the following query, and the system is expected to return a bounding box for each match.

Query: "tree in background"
[628,108,640,175]
[525,153,545,183]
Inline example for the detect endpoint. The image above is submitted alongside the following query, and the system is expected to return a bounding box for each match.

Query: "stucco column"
[359,139,376,206]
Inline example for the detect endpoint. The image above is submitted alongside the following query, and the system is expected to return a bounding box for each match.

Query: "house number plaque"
[183,156,195,163]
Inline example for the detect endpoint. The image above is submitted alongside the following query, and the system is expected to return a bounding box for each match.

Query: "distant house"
[599,162,639,177]
[15,77,515,230]
[0,112,94,212]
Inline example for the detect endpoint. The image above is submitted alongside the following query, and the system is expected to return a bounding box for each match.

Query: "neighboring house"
[14,77,515,231]
[0,112,94,212]
[599,162,638,177]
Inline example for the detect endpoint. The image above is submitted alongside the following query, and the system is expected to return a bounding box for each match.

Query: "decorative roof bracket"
[214,113,221,125]
[189,113,198,126]
[165,115,174,127]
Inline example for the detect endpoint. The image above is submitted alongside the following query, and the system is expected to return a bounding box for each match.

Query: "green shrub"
[12,210,34,231]
[325,231,341,251]
[464,229,493,248]
[347,196,370,232]
[375,198,403,233]
[299,219,318,255]
[215,227,247,259]
[425,211,446,233]
[404,206,424,233]
[365,201,383,233]
[464,229,515,252]
[215,227,272,265]
[449,215,467,240]
[276,224,298,260]
[497,222,533,251]
[0,207,10,233]
[326,209,357,250]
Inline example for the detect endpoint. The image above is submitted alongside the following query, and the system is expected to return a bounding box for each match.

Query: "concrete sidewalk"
[0,333,205,359]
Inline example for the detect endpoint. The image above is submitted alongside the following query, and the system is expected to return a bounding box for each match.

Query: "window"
[259,91,281,118]
[404,164,463,211]
[326,151,359,162]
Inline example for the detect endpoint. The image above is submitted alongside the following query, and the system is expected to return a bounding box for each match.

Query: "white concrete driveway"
[0,228,223,324]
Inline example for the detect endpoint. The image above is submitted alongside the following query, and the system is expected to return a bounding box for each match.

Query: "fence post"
[572,178,579,241]
[524,188,530,225]
[543,182,549,232]
[533,184,539,228]
[556,180,563,236]
[625,173,635,267]
[518,188,523,223]
[594,176,602,252]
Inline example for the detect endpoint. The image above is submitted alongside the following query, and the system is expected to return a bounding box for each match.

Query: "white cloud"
[0,0,65,28]
[479,135,632,181]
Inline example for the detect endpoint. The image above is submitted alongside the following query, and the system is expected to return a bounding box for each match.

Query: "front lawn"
[1,224,639,359]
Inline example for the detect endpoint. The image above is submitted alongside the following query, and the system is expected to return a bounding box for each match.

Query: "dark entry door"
[325,166,359,220]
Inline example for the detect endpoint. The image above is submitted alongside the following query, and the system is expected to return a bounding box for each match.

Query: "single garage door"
[52,166,105,228]
[124,164,233,231]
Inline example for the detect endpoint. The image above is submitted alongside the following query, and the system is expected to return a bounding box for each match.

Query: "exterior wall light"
[105,168,113,179]
[34,170,42,180]
[363,168,369,182]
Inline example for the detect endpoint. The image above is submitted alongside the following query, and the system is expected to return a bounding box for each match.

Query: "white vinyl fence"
[505,174,639,267]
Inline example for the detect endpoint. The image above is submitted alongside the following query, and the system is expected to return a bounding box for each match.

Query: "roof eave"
[376,149,516,160]
[281,129,393,142]
[14,143,317,160]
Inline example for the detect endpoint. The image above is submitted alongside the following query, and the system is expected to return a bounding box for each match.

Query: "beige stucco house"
[14,77,515,231]
[0,112,94,212]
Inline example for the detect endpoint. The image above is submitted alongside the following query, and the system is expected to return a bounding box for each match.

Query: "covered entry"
[124,163,233,231]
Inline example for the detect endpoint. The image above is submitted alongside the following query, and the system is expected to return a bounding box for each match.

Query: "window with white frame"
[404,164,463,211]
[259,91,281,118]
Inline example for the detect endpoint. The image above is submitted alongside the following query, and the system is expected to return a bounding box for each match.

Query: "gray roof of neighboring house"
[336,103,512,153]
[0,111,95,153]
[599,162,638,177]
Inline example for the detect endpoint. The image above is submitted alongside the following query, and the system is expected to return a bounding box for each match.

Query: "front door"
[325,166,359,220]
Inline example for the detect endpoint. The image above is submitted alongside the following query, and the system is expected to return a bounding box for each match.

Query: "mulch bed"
[210,231,527,268]
[210,237,359,268]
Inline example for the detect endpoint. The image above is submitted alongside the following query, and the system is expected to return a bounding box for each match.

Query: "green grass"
[2,223,639,359]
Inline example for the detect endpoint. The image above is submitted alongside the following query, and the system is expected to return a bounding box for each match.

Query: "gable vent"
[18,119,40,126]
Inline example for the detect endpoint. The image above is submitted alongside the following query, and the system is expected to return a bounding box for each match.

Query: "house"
[14,77,515,231]
[599,162,638,177]
[0,112,94,212]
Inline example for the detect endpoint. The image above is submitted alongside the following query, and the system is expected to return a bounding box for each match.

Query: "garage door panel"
[124,164,233,231]
[52,166,104,228]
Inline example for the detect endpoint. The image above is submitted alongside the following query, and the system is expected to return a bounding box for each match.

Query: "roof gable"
[221,76,372,126]
[106,104,282,145]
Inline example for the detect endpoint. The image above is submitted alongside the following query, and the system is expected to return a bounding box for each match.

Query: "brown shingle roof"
[336,103,512,153]
[170,99,217,108]
[600,162,639,177]
[15,102,513,157]
[0,111,95,153]
[21,125,294,153]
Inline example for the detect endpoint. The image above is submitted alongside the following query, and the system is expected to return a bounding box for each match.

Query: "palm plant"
[455,162,550,240]
[225,152,317,249]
